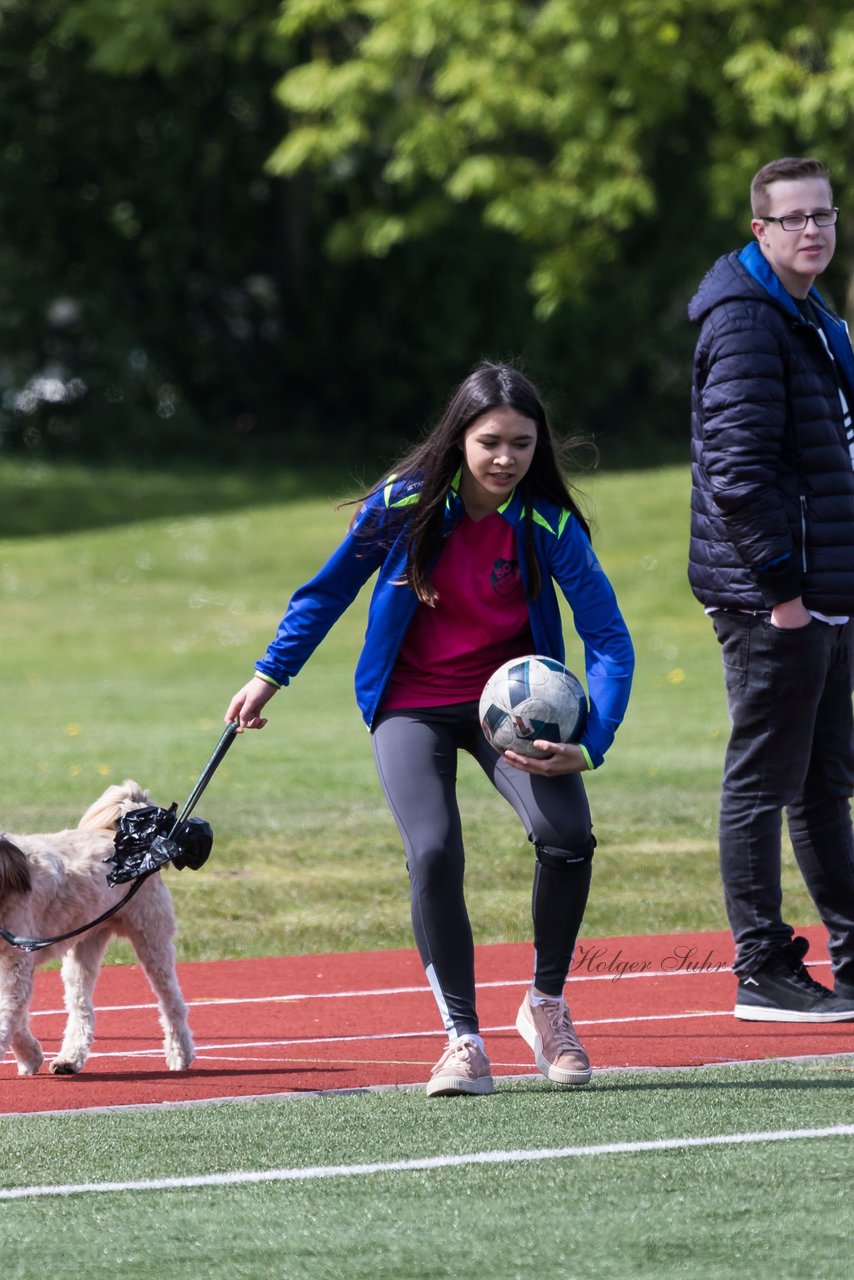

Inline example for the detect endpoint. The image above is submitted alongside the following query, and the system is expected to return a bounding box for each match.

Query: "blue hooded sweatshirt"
[255,476,634,768]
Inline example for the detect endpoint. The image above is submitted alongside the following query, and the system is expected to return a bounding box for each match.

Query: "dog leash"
[0,722,239,954]
[0,873,151,954]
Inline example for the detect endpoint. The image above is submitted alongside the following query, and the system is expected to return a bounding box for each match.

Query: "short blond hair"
[750,157,831,217]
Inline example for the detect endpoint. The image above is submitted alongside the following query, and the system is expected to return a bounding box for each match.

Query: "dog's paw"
[11,1032,44,1075]
[166,1045,195,1071]
[16,1052,44,1077]
[166,1053,195,1071]
[50,1058,82,1075]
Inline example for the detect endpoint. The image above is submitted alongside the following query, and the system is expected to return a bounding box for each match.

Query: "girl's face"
[458,407,538,518]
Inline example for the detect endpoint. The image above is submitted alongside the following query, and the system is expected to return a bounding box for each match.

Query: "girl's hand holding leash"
[503,743,589,775]
[226,674,278,731]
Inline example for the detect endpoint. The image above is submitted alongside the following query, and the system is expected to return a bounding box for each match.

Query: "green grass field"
[0,457,817,959]
[2,458,850,1279]
[4,1061,853,1280]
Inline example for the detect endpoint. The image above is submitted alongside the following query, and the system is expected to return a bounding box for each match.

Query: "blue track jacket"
[255,475,634,768]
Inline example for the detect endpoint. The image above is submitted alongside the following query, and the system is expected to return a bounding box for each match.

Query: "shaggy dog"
[0,780,194,1076]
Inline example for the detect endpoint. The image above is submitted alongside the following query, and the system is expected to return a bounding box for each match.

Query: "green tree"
[2,0,852,468]
[270,0,853,317]
[0,0,302,460]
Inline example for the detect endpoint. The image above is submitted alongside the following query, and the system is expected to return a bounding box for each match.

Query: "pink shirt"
[381,512,534,711]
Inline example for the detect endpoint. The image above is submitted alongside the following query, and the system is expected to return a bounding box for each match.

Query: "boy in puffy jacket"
[689,156,854,1022]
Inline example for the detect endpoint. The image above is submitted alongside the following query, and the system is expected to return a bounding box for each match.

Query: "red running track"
[2,926,852,1115]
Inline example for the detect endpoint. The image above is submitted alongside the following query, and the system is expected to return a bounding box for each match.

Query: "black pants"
[371,702,594,1037]
[712,612,854,981]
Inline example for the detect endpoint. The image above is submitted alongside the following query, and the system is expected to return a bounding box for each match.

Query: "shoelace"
[436,1037,478,1070]
[540,1000,579,1050]
[789,963,837,999]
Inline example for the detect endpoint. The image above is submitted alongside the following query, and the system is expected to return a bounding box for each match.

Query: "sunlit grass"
[0,462,819,962]
[3,1061,852,1280]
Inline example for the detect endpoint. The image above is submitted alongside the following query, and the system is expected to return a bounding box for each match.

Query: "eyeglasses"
[762,208,839,232]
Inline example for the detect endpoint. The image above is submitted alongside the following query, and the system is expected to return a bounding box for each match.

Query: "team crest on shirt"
[490,558,521,596]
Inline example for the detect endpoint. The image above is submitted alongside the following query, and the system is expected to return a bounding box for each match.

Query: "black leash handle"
[0,722,239,953]
[170,720,238,832]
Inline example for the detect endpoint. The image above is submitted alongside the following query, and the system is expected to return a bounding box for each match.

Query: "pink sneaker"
[516,990,592,1085]
[426,1035,494,1097]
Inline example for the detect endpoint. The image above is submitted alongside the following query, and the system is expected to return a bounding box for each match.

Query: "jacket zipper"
[800,496,808,572]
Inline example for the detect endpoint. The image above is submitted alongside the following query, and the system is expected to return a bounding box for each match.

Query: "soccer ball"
[479,655,587,758]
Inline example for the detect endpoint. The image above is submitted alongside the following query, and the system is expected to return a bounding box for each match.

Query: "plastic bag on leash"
[106,804,213,885]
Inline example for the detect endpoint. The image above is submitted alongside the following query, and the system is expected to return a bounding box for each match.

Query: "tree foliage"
[0,0,303,458]
[0,0,852,467]
[271,0,853,315]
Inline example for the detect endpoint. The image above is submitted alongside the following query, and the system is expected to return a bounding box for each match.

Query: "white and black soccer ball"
[479,655,587,758]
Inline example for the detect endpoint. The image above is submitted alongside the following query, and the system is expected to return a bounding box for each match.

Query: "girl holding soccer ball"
[225,363,634,1096]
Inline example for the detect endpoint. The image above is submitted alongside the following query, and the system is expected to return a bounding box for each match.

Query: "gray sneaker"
[735,940,854,1022]
[516,991,592,1085]
[426,1035,494,1097]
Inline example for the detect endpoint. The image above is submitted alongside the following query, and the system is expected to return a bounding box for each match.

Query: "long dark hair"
[355,362,593,604]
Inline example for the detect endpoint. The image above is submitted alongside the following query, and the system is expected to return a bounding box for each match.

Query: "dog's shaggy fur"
[0,781,194,1076]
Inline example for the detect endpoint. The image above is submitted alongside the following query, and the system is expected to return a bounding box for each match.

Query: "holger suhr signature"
[569,943,730,981]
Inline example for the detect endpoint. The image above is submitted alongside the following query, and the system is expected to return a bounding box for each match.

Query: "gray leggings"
[371,701,595,1037]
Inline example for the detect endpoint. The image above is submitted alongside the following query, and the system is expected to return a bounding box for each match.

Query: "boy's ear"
[751,218,768,246]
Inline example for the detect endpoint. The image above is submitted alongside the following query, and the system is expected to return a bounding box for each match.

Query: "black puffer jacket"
[688,251,854,614]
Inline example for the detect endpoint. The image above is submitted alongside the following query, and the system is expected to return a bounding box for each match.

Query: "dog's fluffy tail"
[78,780,150,832]
[0,835,31,895]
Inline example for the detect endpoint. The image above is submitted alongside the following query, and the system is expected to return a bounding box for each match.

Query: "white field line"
[23,1009,731,1066]
[25,959,835,1022]
[2,1124,852,1202]
[29,956,798,1021]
